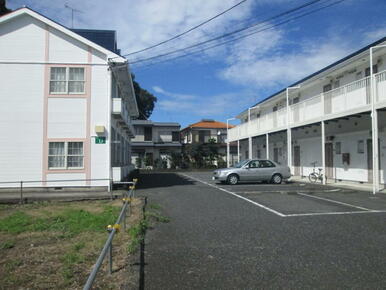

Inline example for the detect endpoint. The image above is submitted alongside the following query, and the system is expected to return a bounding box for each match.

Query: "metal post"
[266,133,269,159]
[286,86,300,172]
[108,243,113,275]
[287,129,292,172]
[20,181,23,204]
[321,121,326,185]
[369,44,386,193]
[226,118,235,167]
[226,142,230,168]
[248,137,252,159]
[370,47,378,194]
[123,206,127,231]
[237,140,240,162]
[286,88,291,170]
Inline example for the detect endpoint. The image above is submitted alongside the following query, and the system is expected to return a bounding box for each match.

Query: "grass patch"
[0,199,143,289]
[0,205,120,236]
[61,251,85,281]
[4,259,23,272]
[0,240,15,249]
[148,203,162,210]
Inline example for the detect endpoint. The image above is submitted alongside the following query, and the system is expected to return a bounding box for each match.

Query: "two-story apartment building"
[227,36,386,193]
[0,8,138,188]
[131,120,181,169]
[181,119,237,165]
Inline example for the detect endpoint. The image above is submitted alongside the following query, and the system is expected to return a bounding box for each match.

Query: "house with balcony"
[227,36,386,192]
[0,7,138,188]
[131,120,182,169]
[181,119,238,165]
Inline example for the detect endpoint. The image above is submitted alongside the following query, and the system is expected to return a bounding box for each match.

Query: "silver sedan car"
[213,159,291,185]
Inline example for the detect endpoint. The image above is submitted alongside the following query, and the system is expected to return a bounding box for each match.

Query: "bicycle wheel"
[309,173,318,183]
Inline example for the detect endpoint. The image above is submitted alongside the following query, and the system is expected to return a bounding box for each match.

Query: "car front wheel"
[271,174,282,184]
[227,174,239,185]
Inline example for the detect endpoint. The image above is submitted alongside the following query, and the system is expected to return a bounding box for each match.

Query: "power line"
[127,0,324,65]
[122,0,248,57]
[132,0,345,70]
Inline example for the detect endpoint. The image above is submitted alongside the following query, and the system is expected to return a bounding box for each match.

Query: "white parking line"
[180,174,386,218]
[285,210,386,217]
[297,192,371,211]
[180,173,286,217]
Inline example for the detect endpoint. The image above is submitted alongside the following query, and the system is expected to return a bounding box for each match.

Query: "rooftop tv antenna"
[64,3,83,28]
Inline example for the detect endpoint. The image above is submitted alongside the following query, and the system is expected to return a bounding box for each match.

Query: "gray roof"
[132,120,180,127]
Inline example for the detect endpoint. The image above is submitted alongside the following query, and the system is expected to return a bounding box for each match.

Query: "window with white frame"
[48,142,84,169]
[50,67,85,94]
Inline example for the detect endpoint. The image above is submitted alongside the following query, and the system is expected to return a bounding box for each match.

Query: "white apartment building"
[227,36,386,192]
[0,8,138,188]
[131,120,181,169]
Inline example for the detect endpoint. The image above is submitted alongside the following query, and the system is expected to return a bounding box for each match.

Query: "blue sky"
[8,0,386,128]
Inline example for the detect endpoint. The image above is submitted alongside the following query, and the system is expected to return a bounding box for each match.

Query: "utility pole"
[64,3,83,28]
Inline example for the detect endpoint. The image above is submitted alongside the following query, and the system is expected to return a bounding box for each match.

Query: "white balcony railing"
[376,71,386,101]
[228,70,386,141]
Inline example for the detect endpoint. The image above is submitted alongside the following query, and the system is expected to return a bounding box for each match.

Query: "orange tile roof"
[182,120,235,131]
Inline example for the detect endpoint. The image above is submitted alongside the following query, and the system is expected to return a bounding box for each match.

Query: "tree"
[131,74,157,120]
[0,0,11,16]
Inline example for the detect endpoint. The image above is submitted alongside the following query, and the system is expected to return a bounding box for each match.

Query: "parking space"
[139,172,386,289]
[180,172,386,217]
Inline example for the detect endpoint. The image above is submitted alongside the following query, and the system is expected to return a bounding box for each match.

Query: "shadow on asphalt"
[137,172,195,189]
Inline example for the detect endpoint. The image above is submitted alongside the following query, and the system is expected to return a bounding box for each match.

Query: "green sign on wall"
[95,137,106,144]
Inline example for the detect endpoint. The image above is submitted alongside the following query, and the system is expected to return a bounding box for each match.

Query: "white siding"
[90,66,110,186]
[46,173,86,186]
[0,63,44,185]
[47,98,87,138]
[48,28,88,63]
[91,48,107,64]
[0,14,46,62]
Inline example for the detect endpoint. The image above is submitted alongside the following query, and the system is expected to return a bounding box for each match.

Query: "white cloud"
[152,86,196,101]
[219,31,352,88]
[9,0,256,61]
[153,86,255,117]
[364,27,386,43]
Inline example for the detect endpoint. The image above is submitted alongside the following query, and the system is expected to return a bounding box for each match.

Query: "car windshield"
[233,160,250,168]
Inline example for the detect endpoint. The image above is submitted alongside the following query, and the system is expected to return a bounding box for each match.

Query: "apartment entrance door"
[273,148,279,163]
[325,143,334,178]
[293,145,300,176]
[367,139,381,183]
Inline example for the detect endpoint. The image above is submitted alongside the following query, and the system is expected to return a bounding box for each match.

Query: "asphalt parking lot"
[182,171,386,217]
[136,171,386,289]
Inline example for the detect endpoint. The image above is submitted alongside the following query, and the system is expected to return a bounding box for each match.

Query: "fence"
[83,180,137,290]
[0,178,114,204]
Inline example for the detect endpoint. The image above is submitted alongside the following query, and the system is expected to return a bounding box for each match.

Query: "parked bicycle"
[308,161,324,183]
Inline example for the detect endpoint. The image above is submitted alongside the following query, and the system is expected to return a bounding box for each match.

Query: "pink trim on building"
[42,26,92,185]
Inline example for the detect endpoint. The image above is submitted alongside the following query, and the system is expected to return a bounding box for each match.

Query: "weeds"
[61,252,84,281]
[0,206,120,236]
[4,259,23,272]
[0,240,15,249]
[145,211,170,223]
[127,219,149,254]
[0,199,143,288]
[127,202,170,254]
[148,203,161,210]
